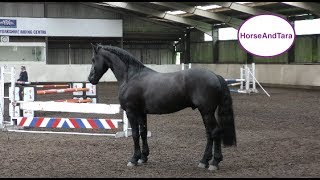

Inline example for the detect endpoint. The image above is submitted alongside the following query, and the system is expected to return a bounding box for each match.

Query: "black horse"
[88,44,237,171]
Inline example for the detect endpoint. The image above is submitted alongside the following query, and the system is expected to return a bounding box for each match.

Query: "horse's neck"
[108,59,127,86]
[108,56,155,86]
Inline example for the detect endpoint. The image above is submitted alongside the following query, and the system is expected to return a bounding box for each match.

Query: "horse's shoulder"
[120,80,144,96]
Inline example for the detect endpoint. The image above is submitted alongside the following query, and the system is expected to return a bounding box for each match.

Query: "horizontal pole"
[16,81,32,85]
[18,101,121,114]
[225,79,245,82]
[228,82,241,86]
[54,99,92,103]
[16,82,70,88]
[230,89,239,93]
[37,88,89,95]
[230,89,248,93]
[36,85,70,88]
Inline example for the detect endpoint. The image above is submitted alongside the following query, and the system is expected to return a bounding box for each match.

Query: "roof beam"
[81,2,185,31]
[212,2,286,19]
[96,2,213,35]
[281,2,320,17]
[150,2,243,29]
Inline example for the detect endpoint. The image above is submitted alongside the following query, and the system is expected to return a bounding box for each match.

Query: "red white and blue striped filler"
[17,117,121,129]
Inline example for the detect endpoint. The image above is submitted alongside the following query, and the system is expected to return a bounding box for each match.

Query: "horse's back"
[184,68,221,89]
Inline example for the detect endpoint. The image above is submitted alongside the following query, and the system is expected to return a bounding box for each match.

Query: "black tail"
[216,75,237,147]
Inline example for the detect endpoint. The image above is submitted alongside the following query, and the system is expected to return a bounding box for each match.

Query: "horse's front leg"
[138,113,149,164]
[126,111,141,166]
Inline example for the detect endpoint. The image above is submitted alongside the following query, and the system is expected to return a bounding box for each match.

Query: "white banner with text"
[0,17,122,37]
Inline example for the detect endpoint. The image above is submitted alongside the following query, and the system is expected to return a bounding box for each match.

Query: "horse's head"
[88,43,110,85]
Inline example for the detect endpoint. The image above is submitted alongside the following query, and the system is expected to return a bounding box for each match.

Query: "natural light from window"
[196,5,221,10]
[236,2,252,4]
[204,18,320,41]
[219,28,238,40]
[167,3,252,15]
[166,10,186,15]
[294,18,320,35]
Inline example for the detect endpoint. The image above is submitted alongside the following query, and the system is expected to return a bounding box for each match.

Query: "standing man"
[16,66,29,103]
[17,66,28,84]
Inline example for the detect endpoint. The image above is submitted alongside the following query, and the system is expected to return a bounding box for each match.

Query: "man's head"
[21,66,26,71]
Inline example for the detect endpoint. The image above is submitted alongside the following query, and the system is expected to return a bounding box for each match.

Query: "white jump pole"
[0,66,17,127]
[229,82,242,86]
[188,63,191,69]
[0,67,4,128]
[17,101,121,115]
[240,67,244,91]
[252,63,257,93]
[54,98,92,103]
[123,111,130,137]
[9,67,16,125]
[15,82,70,88]
[16,81,32,85]
[245,64,250,92]
[225,79,245,82]
[181,63,185,70]
[36,84,70,88]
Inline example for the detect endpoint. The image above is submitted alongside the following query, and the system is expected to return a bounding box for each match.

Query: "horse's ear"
[91,43,99,54]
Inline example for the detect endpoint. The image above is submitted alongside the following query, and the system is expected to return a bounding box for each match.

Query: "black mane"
[99,45,146,70]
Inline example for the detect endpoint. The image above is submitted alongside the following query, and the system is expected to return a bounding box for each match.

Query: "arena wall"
[0,63,319,87]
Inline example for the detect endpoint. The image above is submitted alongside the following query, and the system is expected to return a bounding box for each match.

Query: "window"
[294,18,320,35]
[218,28,238,40]
[0,42,46,62]
[204,27,238,41]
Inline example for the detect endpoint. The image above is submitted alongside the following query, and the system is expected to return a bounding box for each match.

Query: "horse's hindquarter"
[184,68,221,109]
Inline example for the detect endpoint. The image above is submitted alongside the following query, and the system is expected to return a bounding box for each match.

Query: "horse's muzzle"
[88,76,98,85]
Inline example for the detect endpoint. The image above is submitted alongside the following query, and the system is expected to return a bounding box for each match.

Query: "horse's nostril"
[88,76,93,83]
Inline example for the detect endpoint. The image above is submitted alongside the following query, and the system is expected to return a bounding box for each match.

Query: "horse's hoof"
[208,165,219,171]
[138,159,146,164]
[198,163,207,168]
[127,162,137,167]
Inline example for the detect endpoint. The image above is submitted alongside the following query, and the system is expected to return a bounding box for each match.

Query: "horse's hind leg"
[209,131,223,171]
[198,108,216,169]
